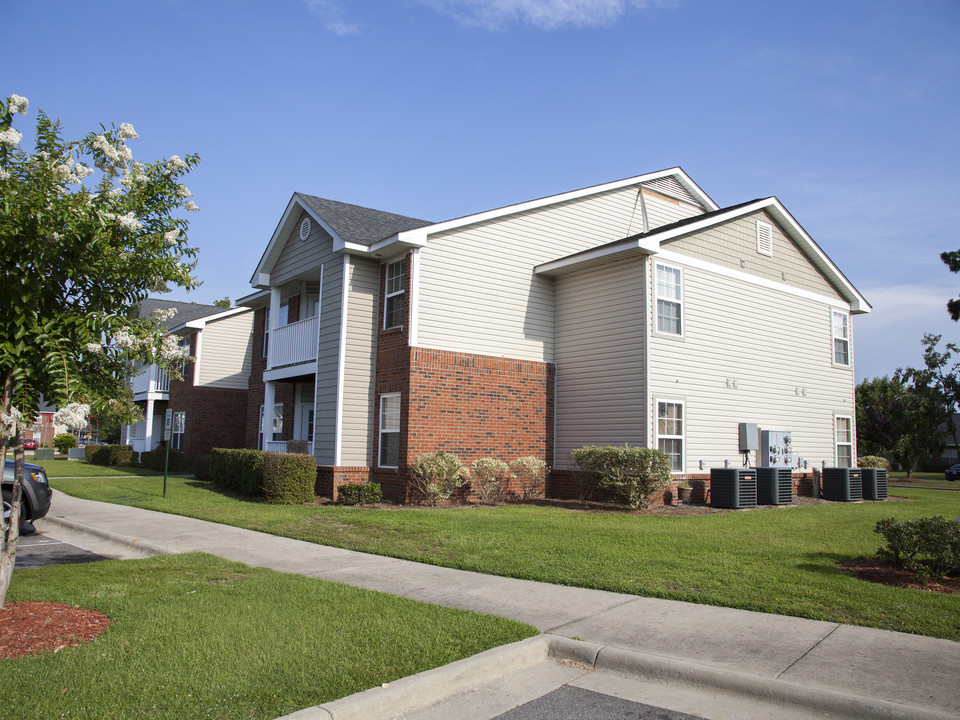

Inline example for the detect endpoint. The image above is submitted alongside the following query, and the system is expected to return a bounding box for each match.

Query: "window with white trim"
[832,310,850,366]
[379,393,401,468]
[835,416,853,468]
[657,400,684,472]
[384,260,405,329]
[171,411,185,451]
[655,263,682,336]
[258,403,283,449]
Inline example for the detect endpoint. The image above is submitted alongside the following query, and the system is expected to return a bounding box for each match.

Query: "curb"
[42,514,176,557]
[278,635,956,720]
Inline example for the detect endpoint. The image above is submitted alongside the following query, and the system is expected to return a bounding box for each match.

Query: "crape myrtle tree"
[0,93,201,607]
[901,334,960,462]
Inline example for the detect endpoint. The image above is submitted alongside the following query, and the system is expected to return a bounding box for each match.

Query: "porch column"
[267,287,282,369]
[263,380,276,444]
[143,398,155,450]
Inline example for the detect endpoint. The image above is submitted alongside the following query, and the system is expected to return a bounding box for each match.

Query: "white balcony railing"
[132,364,170,396]
[268,315,319,369]
[265,440,315,455]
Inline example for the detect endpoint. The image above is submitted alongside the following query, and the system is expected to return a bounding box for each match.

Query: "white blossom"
[184,200,200,212]
[151,308,178,323]
[92,134,120,163]
[159,334,189,362]
[0,128,22,148]
[50,231,62,241]
[165,155,188,172]
[1,407,24,436]
[117,212,143,232]
[177,184,192,197]
[117,143,133,163]
[74,163,94,180]
[163,229,180,246]
[54,402,90,430]
[86,342,102,353]
[112,329,137,349]
[108,187,122,198]
[0,169,9,181]
[118,122,139,140]
[8,94,28,115]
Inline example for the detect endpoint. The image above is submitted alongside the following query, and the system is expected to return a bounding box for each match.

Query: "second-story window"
[655,262,683,336]
[384,259,405,329]
[832,310,850,366]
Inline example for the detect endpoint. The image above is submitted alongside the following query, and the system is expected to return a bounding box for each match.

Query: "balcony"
[264,440,315,455]
[131,365,170,398]
[268,315,319,369]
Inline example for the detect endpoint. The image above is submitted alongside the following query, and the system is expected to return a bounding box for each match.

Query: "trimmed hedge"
[571,445,672,509]
[141,445,184,472]
[85,444,134,466]
[337,482,383,506]
[875,516,960,584]
[209,448,315,504]
[54,433,77,454]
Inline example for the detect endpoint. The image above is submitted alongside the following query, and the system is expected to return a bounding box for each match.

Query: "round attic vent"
[299,217,311,241]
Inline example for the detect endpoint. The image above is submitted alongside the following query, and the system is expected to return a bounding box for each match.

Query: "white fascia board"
[237,289,270,308]
[182,306,252,330]
[251,194,345,285]
[535,236,662,275]
[388,168,715,249]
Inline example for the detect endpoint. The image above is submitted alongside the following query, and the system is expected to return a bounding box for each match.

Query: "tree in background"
[214,297,231,308]
[0,94,200,605]
[942,250,960,321]
[901,333,960,462]
[855,375,943,477]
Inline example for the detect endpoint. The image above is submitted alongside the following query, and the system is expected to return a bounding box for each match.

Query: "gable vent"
[642,177,698,206]
[757,220,773,257]
[299,217,311,241]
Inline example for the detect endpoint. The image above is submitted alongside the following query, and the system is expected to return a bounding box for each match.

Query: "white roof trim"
[536,197,871,314]
[393,168,716,246]
[178,306,252,331]
[250,194,345,287]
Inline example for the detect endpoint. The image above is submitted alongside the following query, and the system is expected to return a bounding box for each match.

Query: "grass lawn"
[889,471,960,490]
[28,457,190,479]
[50,474,960,641]
[3,553,536,720]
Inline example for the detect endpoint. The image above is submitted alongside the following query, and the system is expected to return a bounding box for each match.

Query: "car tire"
[2,494,30,538]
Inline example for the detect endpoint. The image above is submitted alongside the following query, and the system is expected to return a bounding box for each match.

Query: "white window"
[832,310,850,366]
[379,393,401,468]
[278,301,289,326]
[171,411,185,450]
[657,400,684,472]
[384,260,405,329]
[258,403,283,449]
[655,263,682,336]
[304,294,320,318]
[836,416,853,468]
[756,220,773,257]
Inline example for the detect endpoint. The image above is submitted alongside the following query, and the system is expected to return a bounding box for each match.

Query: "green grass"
[29,457,188,478]
[889,471,960,490]
[50,475,960,641]
[3,553,536,720]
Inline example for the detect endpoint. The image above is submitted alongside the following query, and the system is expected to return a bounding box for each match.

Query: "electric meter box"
[738,423,758,452]
[759,430,793,468]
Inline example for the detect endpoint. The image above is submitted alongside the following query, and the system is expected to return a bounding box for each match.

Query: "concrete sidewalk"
[39,493,960,719]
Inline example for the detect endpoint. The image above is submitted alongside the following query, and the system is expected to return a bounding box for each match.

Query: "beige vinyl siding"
[646,257,855,473]
[554,257,646,468]
[340,258,378,465]
[196,312,254,389]
[417,184,705,362]
[641,188,703,229]
[272,210,334,287]
[312,255,344,465]
[664,211,845,300]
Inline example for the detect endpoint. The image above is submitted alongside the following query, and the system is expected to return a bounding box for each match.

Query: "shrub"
[210,448,267,496]
[286,440,309,454]
[141,445,183,472]
[54,433,77,454]
[337,482,383,506]
[409,452,465,506]
[86,444,134,466]
[510,457,549,500]
[858,455,891,470]
[114,450,134,466]
[571,445,672,509]
[875,516,960,584]
[470,458,509,504]
[193,454,213,482]
[261,452,315,505]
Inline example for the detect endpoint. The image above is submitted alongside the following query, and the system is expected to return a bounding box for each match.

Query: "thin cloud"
[420,0,666,31]
[305,0,360,35]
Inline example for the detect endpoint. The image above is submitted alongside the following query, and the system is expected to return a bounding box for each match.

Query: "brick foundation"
[316,466,373,500]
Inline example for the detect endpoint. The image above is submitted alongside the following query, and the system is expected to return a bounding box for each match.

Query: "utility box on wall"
[759,430,792,468]
[738,423,758,452]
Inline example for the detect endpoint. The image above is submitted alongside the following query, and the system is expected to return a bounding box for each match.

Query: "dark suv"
[3,459,53,535]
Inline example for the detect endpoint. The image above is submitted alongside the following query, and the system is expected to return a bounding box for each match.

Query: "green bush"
[409,452,465,506]
[192,454,213,483]
[114,450,134,466]
[510,457,549,500]
[337,482,383,506]
[261,452,315,505]
[54,433,77,454]
[210,448,267,496]
[571,445,672,509]
[470,458,509,504]
[858,455,891,470]
[86,444,134,466]
[141,445,183,472]
[875,516,960,583]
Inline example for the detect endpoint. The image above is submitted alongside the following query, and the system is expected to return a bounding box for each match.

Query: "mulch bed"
[837,557,960,594]
[0,602,110,660]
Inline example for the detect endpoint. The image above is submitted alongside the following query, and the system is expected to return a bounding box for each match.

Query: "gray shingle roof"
[138,299,223,329]
[297,194,433,246]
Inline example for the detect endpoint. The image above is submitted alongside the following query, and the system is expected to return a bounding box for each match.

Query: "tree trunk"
[0,427,25,608]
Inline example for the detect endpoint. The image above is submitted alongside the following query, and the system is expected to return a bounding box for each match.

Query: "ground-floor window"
[171,411,185,450]
[657,400,684,472]
[258,403,283,450]
[379,393,401,468]
[835,416,853,467]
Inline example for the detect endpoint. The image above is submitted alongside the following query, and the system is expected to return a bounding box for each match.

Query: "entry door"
[299,406,314,443]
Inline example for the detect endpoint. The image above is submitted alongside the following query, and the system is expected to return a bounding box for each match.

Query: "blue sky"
[8,0,959,381]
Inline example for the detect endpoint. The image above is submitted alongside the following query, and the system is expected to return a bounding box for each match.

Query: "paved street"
[13,531,109,570]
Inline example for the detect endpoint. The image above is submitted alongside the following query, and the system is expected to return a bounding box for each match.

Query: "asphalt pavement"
[28,493,960,720]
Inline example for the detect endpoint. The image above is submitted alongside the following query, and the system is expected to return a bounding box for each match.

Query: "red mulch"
[837,557,960,594]
[0,602,110,659]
